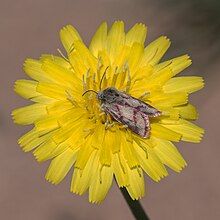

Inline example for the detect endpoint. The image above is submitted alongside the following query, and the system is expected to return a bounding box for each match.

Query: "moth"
[97,87,161,138]
[82,68,161,138]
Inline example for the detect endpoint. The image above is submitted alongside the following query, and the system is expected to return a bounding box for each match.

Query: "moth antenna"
[99,66,109,91]
[57,48,69,62]
[82,90,98,96]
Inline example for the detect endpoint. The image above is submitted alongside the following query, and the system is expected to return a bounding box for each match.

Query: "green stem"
[120,187,150,220]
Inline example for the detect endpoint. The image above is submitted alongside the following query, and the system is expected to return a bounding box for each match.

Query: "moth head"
[98,87,119,103]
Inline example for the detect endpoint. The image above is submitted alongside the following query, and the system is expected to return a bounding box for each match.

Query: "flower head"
[13,21,204,203]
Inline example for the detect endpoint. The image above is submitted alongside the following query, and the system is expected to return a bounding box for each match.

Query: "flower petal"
[163,76,204,93]
[18,128,51,152]
[89,22,107,57]
[140,36,170,66]
[125,23,147,46]
[89,163,113,203]
[151,123,182,142]
[12,103,47,125]
[154,54,192,76]
[41,59,78,87]
[36,82,68,100]
[69,40,97,73]
[75,140,95,170]
[60,25,82,53]
[150,92,188,107]
[14,79,39,100]
[126,167,145,200]
[45,148,77,184]
[127,43,144,75]
[106,21,125,63]
[134,142,168,182]
[40,54,72,70]
[163,119,204,143]
[71,151,97,195]
[112,153,129,187]
[23,59,51,82]
[153,137,187,172]
[175,104,198,120]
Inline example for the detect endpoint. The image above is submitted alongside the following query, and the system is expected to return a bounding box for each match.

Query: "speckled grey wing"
[102,102,150,138]
[116,91,161,117]
[101,90,161,138]
[103,103,150,138]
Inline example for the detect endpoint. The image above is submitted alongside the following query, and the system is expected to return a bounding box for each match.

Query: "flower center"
[82,62,132,127]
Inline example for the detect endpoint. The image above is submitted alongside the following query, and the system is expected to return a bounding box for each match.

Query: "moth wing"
[103,103,150,138]
[118,91,161,117]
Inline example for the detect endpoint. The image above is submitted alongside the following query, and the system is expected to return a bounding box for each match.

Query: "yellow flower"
[12,21,204,203]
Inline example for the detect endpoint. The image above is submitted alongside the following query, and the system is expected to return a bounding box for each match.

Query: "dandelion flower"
[12,21,204,203]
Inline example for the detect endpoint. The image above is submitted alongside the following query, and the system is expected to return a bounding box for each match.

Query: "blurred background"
[1,0,220,219]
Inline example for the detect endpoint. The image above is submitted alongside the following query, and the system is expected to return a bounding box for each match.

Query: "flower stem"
[120,187,150,220]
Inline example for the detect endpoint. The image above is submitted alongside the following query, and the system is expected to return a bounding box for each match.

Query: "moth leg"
[99,112,106,117]
[105,114,117,129]
[119,124,128,129]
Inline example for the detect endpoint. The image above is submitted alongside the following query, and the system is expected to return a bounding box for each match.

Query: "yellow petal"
[106,21,125,63]
[68,49,88,76]
[144,67,173,90]
[99,131,113,166]
[34,132,80,162]
[33,139,58,162]
[71,151,97,195]
[127,42,144,75]
[14,79,38,99]
[18,128,50,152]
[36,82,67,100]
[90,124,105,149]
[40,54,72,70]
[140,36,170,66]
[45,148,77,184]
[163,76,204,93]
[41,59,78,88]
[112,153,129,187]
[89,162,113,203]
[111,128,122,153]
[134,142,168,182]
[151,123,182,142]
[23,59,51,82]
[125,23,147,46]
[175,104,198,120]
[35,116,60,132]
[154,54,192,76]
[46,100,75,115]
[12,103,47,125]
[69,40,97,73]
[150,92,188,107]
[112,45,131,71]
[14,79,54,104]
[126,167,145,200]
[60,25,82,53]
[163,119,204,143]
[153,137,187,172]
[52,120,81,145]
[89,22,107,57]
[75,139,95,170]
[121,133,139,168]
